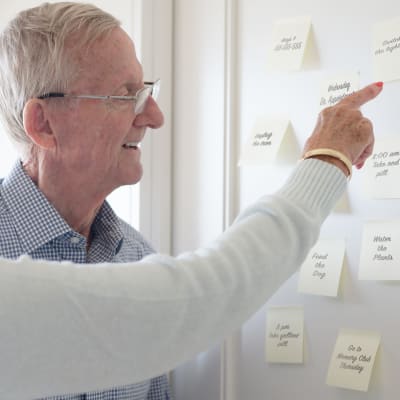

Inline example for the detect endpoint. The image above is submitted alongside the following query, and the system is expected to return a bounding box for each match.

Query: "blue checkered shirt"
[0,161,172,400]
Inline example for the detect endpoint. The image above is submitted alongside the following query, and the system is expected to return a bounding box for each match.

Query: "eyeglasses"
[37,79,161,114]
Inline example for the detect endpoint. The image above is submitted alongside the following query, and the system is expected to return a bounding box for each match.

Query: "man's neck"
[22,160,105,240]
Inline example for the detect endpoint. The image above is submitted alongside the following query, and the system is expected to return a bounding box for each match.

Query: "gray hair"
[0,2,121,158]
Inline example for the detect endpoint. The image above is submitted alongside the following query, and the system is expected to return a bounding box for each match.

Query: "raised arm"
[0,83,382,400]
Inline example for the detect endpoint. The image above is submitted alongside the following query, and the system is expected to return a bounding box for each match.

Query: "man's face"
[46,27,164,195]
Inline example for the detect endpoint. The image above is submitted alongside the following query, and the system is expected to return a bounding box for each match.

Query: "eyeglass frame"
[37,79,161,115]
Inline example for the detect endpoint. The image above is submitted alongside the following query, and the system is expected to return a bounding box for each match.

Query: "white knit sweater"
[0,159,346,399]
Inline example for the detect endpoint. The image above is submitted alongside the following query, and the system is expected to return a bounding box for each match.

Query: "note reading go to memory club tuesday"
[326,329,381,392]
[373,17,400,82]
[267,16,311,72]
[298,239,345,297]
[319,72,360,110]
[359,219,400,280]
[364,136,400,198]
[265,306,304,364]
[239,118,291,165]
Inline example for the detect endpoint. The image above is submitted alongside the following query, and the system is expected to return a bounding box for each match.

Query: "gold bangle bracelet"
[302,148,352,180]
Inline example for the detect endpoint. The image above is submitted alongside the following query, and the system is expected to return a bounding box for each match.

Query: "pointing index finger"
[338,82,384,108]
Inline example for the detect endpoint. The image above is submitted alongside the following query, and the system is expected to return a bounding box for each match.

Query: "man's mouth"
[122,142,140,149]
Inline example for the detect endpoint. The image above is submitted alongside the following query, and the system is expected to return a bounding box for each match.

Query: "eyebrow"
[114,80,144,94]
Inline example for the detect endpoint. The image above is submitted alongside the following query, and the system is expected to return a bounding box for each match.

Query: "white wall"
[234,1,400,399]
[170,1,226,399]
[171,0,400,399]
[172,0,226,253]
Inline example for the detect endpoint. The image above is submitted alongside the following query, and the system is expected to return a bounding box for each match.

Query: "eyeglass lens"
[134,81,160,114]
[134,87,152,114]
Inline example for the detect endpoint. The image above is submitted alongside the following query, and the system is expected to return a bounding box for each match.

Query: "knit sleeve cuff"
[275,158,347,219]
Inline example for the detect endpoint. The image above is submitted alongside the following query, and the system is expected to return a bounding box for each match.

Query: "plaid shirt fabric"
[0,161,172,400]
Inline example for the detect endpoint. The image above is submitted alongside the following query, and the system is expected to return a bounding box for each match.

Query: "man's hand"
[303,82,383,172]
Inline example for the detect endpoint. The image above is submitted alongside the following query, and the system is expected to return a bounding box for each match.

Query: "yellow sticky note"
[319,72,360,110]
[267,16,312,72]
[373,17,400,82]
[239,118,292,165]
[298,239,345,297]
[265,306,304,364]
[359,220,400,280]
[363,137,400,198]
[326,329,380,392]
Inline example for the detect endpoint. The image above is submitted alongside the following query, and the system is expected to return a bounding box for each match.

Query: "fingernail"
[375,81,384,88]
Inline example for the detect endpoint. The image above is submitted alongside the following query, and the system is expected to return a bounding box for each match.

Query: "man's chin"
[124,169,143,186]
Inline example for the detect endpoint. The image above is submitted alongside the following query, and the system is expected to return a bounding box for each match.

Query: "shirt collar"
[90,201,124,256]
[1,161,124,255]
[1,161,71,253]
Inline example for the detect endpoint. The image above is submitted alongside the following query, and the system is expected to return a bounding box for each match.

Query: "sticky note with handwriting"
[359,220,400,280]
[267,16,312,71]
[239,118,292,165]
[373,17,400,82]
[298,239,345,297]
[319,72,360,110]
[326,329,380,392]
[364,137,400,198]
[266,306,304,364]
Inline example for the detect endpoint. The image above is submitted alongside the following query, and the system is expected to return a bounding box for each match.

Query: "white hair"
[0,2,120,158]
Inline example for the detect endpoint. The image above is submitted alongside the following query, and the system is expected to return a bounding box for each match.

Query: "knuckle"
[357,118,373,135]
[321,104,347,119]
[332,104,358,120]
[319,106,334,119]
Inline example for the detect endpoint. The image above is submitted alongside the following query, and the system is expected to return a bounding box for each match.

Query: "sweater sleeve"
[0,159,346,400]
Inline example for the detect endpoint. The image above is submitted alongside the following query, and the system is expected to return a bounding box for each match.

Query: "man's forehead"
[68,30,143,91]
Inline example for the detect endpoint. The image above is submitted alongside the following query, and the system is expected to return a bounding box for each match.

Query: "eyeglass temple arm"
[37,93,66,99]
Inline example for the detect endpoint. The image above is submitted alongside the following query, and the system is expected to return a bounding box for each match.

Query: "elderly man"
[0,2,170,400]
[0,2,382,400]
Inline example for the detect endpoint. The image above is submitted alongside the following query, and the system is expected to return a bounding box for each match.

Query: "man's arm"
[0,83,382,399]
[0,159,345,399]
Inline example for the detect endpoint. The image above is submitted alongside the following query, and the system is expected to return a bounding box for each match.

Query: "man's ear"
[23,99,56,149]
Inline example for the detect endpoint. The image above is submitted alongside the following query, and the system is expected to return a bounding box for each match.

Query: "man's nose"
[133,96,164,129]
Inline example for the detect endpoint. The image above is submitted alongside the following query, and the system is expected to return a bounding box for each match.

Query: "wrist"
[302,148,352,179]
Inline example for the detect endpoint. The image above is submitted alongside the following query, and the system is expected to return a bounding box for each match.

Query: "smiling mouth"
[123,142,140,149]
